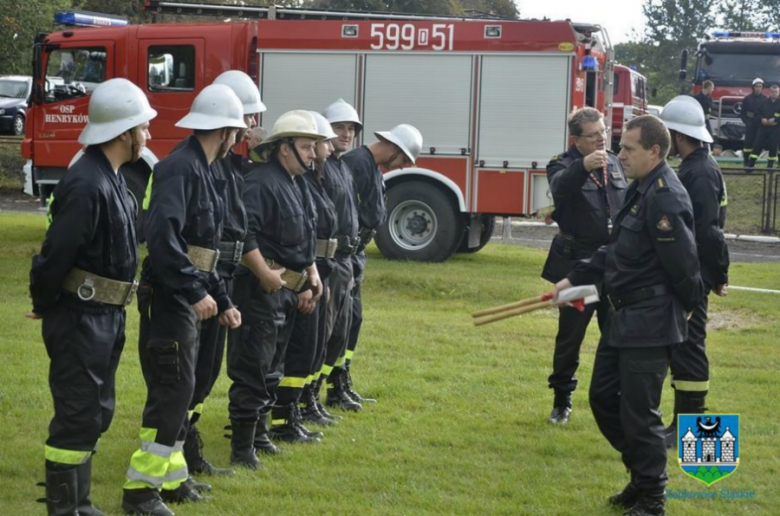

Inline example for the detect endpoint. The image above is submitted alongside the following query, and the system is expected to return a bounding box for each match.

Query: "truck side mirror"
[678,49,688,81]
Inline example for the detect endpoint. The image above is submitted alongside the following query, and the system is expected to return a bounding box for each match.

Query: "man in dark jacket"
[542,107,627,424]
[748,84,780,169]
[29,78,156,516]
[122,85,245,516]
[694,80,715,137]
[660,96,730,448]
[554,115,703,516]
[741,78,765,167]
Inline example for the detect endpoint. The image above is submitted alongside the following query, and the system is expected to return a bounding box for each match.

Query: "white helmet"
[660,95,713,143]
[175,84,247,130]
[309,111,337,140]
[374,124,423,164]
[213,70,266,114]
[753,78,765,86]
[323,98,362,133]
[79,78,157,145]
[260,110,325,146]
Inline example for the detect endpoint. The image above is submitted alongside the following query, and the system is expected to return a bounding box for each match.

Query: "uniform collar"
[682,146,710,164]
[85,145,121,183]
[184,135,211,168]
[568,144,583,160]
[636,161,669,194]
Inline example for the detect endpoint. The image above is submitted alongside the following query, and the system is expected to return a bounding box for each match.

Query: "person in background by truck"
[747,84,780,169]
[29,78,156,516]
[741,78,765,168]
[694,80,715,137]
[541,107,626,425]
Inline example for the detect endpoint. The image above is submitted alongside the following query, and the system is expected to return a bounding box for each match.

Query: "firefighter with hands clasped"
[182,70,267,478]
[542,107,627,425]
[660,96,730,449]
[331,121,423,409]
[122,84,246,516]
[741,78,765,168]
[553,115,703,516]
[747,83,780,169]
[29,78,156,516]
[226,110,323,469]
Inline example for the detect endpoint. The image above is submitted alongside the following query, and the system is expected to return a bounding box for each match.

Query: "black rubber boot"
[160,481,210,505]
[291,402,325,440]
[121,489,174,516]
[229,420,261,470]
[326,368,362,412]
[344,363,376,404]
[184,424,235,476]
[549,391,572,425]
[184,476,211,493]
[622,491,666,516]
[251,413,284,455]
[270,403,321,444]
[313,377,342,420]
[608,481,640,509]
[39,464,79,516]
[300,383,337,426]
[74,457,105,516]
[747,157,757,170]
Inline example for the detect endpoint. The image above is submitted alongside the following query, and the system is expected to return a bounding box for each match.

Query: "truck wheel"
[376,181,464,262]
[13,114,25,136]
[457,215,495,253]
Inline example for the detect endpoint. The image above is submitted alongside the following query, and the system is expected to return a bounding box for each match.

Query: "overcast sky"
[515,0,647,44]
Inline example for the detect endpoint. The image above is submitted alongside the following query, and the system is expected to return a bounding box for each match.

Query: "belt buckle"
[296,270,309,291]
[77,277,96,301]
[124,280,139,306]
[328,239,338,257]
[209,248,221,273]
[233,241,244,264]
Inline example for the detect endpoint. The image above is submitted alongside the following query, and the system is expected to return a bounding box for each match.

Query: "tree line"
[2,0,778,105]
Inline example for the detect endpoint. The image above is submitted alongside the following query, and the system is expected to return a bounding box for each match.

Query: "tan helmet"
[213,70,266,114]
[659,95,713,143]
[79,78,157,145]
[175,84,247,130]
[374,124,423,164]
[309,111,338,140]
[259,110,324,146]
[323,98,362,133]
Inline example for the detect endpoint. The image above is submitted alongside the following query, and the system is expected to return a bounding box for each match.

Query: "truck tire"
[375,181,464,262]
[457,215,495,253]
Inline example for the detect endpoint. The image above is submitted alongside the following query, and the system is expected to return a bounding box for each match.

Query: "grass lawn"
[0,211,779,515]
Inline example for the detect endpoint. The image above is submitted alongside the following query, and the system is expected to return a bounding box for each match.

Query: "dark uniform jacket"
[342,146,386,231]
[30,146,138,314]
[242,157,317,273]
[322,155,359,244]
[303,167,338,279]
[694,92,713,118]
[143,136,230,311]
[677,147,729,287]
[212,151,248,278]
[741,92,765,126]
[569,161,703,347]
[542,145,627,283]
[758,96,780,125]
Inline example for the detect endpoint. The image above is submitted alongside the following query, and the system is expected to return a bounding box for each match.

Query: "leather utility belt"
[62,268,138,307]
[357,227,377,254]
[335,234,360,255]
[218,241,245,265]
[316,238,339,259]
[187,245,220,273]
[264,258,308,293]
[558,232,599,257]
[608,284,670,311]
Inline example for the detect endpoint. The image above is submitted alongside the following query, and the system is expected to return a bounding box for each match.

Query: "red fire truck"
[611,64,648,152]
[683,30,780,150]
[22,1,616,262]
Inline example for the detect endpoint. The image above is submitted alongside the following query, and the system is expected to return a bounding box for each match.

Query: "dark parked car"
[0,75,32,136]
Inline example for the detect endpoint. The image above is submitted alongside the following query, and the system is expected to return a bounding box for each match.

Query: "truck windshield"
[695,52,780,86]
[44,47,107,102]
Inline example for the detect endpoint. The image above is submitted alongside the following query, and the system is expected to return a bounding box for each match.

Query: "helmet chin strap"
[287,137,309,172]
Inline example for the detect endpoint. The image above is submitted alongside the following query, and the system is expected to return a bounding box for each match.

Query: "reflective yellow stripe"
[743,148,752,153]
[279,375,307,388]
[162,446,188,491]
[345,349,354,360]
[320,365,334,378]
[335,356,346,367]
[193,402,204,415]
[749,154,760,159]
[720,180,728,207]
[142,172,154,210]
[45,192,55,228]
[44,445,91,465]
[271,418,288,426]
[672,379,710,392]
[123,427,171,490]
[305,374,315,385]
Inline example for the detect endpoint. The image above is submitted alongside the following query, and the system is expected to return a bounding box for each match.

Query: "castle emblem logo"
[677,414,739,486]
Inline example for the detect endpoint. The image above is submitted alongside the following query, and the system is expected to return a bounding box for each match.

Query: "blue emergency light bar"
[711,30,780,39]
[582,56,598,71]
[55,11,128,27]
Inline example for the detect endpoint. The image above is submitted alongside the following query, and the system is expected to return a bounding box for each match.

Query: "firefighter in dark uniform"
[660,96,730,448]
[554,115,703,516]
[227,110,323,468]
[331,123,423,408]
[29,78,156,516]
[741,78,765,167]
[694,80,715,137]
[542,107,627,425]
[311,99,362,414]
[747,83,780,169]
[183,71,267,476]
[122,84,245,516]
[268,112,340,441]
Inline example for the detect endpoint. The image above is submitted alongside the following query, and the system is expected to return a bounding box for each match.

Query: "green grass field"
[0,212,778,515]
